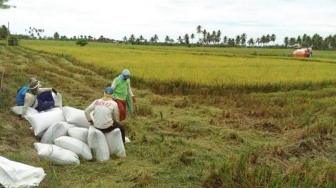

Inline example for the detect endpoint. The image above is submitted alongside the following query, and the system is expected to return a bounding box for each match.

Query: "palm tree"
[139,35,144,43]
[284,37,289,47]
[153,34,159,43]
[177,36,183,44]
[266,34,271,45]
[261,35,266,46]
[196,25,202,43]
[223,36,228,45]
[129,34,135,44]
[196,25,202,34]
[216,30,221,44]
[289,37,296,46]
[256,38,260,46]
[271,34,276,44]
[248,38,254,46]
[201,29,207,44]
[241,33,247,46]
[207,32,211,44]
[165,36,170,44]
[190,33,195,44]
[235,35,241,46]
[211,31,216,44]
[184,34,190,45]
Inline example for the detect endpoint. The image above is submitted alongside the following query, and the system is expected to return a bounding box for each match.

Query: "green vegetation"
[1,43,336,187]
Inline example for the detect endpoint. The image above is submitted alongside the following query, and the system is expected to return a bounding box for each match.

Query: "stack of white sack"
[16,105,127,165]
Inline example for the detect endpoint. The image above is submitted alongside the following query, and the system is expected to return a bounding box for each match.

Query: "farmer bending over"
[111,69,136,121]
[84,87,125,143]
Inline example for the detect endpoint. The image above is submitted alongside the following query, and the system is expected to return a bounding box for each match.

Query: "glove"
[52,88,57,94]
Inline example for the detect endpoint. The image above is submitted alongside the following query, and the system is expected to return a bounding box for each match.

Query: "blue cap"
[121,69,131,76]
[104,87,113,94]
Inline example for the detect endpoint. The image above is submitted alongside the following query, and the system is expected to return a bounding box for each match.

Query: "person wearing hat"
[111,69,135,121]
[84,87,125,143]
[21,77,58,117]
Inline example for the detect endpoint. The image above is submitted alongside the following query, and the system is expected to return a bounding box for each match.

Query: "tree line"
[1,24,336,50]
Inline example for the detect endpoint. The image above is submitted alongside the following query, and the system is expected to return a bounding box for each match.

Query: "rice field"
[21,40,336,89]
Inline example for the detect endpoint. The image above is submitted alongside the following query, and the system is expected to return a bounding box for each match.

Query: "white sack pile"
[14,105,127,165]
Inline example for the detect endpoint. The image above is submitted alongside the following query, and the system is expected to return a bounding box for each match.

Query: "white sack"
[10,106,38,117]
[68,127,89,143]
[88,126,110,162]
[105,129,126,157]
[54,136,92,160]
[27,108,65,136]
[34,143,80,165]
[41,122,75,144]
[52,92,63,107]
[62,106,90,128]
[0,156,45,188]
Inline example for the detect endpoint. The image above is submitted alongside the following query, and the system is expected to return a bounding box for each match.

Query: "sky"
[0,0,335,43]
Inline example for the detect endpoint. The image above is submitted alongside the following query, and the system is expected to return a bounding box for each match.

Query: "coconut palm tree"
[241,33,247,46]
[190,33,195,44]
[223,36,228,45]
[284,37,289,47]
[271,34,276,44]
[165,36,170,44]
[247,38,254,46]
[202,29,207,44]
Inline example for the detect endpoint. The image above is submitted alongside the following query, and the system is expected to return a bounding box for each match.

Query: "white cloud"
[0,0,335,43]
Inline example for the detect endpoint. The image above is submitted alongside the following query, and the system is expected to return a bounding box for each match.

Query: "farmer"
[111,69,136,121]
[20,77,59,117]
[84,87,125,143]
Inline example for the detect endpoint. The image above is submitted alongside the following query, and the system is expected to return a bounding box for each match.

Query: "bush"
[76,40,88,47]
[8,36,19,46]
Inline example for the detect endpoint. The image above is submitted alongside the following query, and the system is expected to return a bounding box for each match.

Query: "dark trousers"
[97,122,125,143]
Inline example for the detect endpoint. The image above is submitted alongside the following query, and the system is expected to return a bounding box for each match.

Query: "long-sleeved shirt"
[22,88,52,117]
[111,76,134,99]
[84,98,119,129]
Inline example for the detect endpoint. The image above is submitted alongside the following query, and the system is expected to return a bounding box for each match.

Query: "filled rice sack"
[62,106,90,128]
[54,136,92,160]
[68,127,89,143]
[0,156,45,188]
[105,129,126,158]
[10,106,38,117]
[41,122,75,144]
[88,126,110,162]
[26,108,65,136]
[34,143,80,165]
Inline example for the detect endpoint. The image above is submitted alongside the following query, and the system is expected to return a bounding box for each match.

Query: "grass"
[21,40,336,94]
[0,43,336,187]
